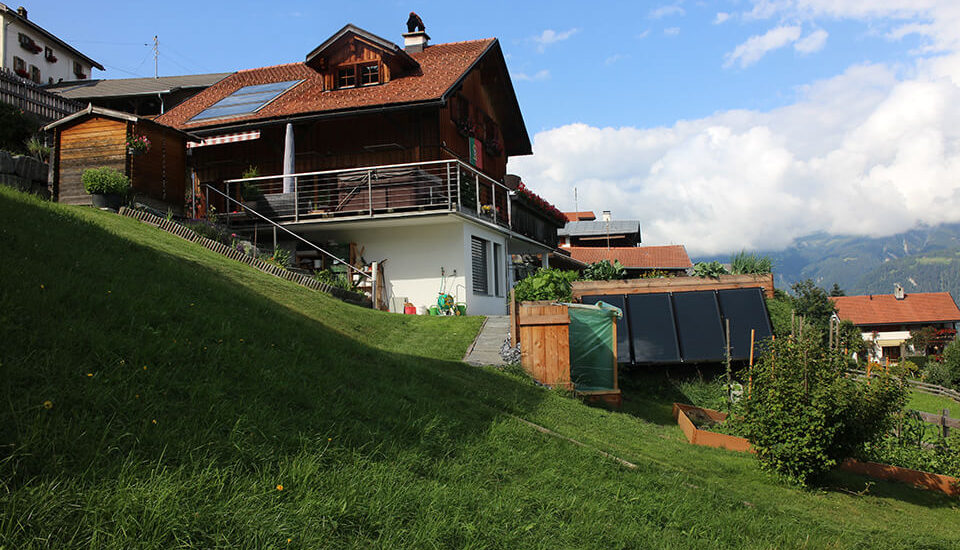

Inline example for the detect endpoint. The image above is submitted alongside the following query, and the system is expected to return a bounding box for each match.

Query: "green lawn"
[908,390,960,415]
[2,186,959,549]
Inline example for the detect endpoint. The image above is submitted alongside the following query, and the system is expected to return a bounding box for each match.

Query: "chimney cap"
[894,283,905,300]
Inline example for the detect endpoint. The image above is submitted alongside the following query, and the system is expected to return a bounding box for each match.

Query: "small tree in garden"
[737,335,906,485]
[512,268,578,302]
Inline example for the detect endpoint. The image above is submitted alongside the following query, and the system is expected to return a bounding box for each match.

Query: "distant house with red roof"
[566,245,692,277]
[149,19,564,315]
[831,286,960,361]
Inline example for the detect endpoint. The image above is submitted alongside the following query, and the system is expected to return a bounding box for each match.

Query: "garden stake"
[725,318,732,412]
[748,329,755,399]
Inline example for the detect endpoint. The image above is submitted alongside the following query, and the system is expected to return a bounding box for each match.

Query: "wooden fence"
[572,273,775,300]
[846,368,960,402]
[517,302,572,389]
[0,68,82,122]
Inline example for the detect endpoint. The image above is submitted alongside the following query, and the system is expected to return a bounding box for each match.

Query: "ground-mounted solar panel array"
[581,288,773,365]
[190,80,303,121]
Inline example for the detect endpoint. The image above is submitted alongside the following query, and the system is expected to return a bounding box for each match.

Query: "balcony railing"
[217,159,559,247]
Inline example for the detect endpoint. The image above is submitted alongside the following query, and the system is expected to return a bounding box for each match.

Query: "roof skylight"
[190,80,302,122]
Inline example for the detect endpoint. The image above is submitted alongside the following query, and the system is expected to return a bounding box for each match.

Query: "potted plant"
[126,134,151,156]
[240,165,263,210]
[82,167,130,210]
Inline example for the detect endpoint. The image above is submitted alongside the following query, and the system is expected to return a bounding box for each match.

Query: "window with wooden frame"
[359,63,380,85]
[13,56,25,72]
[337,65,356,88]
[44,46,57,63]
[73,61,86,79]
[29,65,40,84]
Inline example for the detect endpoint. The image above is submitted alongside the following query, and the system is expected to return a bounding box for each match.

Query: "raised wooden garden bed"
[672,403,960,497]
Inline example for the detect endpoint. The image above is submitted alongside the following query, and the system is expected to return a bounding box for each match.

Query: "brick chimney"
[403,11,429,53]
[16,6,27,18]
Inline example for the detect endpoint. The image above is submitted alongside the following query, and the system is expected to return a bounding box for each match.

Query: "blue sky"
[34,1,960,254]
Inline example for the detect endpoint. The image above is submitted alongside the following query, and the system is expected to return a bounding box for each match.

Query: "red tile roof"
[563,211,595,222]
[156,39,494,130]
[567,245,693,270]
[831,292,960,326]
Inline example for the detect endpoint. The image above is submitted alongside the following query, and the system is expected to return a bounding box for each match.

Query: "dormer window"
[360,63,380,85]
[337,66,356,88]
[336,62,381,89]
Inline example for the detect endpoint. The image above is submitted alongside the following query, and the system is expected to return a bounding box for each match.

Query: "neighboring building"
[46,73,232,116]
[831,285,960,362]
[563,211,595,222]
[558,211,641,248]
[0,4,102,85]
[151,20,562,315]
[566,245,693,277]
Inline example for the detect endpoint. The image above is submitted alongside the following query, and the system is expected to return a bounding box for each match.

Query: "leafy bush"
[730,251,773,274]
[25,135,50,162]
[81,167,130,195]
[183,220,227,243]
[736,335,906,485]
[313,269,360,293]
[262,247,292,268]
[240,166,263,201]
[922,361,952,387]
[0,103,38,154]
[942,337,960,387]
[512,268,578,302]
[692,261,728,278]
[765,291,794,339]
[582,259,625,281]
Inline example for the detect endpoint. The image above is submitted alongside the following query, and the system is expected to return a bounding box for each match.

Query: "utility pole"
[573,187,578,215]
[153,36,159,79]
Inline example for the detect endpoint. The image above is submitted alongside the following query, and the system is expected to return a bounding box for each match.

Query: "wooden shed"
[43,105,196,213]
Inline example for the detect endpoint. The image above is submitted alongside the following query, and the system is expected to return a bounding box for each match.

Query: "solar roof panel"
[626,293,681,364]
[716,288,773,361]
[581,294,632,364]
[190,80,302,121]
[672,291,726,362]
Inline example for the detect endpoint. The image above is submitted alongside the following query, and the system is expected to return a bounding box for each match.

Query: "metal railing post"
[446,161,452,211]
[367,169,373,217]
[456,166,462,211]
[475,173,480,215]
[294,177,299,222]
[205,185,210,220]
[507,192,512,229]
[492,180,496,223]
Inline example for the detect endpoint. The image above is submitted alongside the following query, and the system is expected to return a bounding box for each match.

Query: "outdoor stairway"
[463,315,511,366]
[118,207,371,307]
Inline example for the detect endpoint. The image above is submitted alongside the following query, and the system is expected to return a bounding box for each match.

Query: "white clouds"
[510,55,960,255]
[604,54,627,66]
[794,29,829,53]
[724,25,802,68]
[514,69,551,81]
[649,5,685,19]
[530,28,579,53]
[664,27,681,36]
[714,12,731,24]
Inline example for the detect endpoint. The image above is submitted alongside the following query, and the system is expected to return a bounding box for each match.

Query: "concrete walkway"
[463,315,511,366]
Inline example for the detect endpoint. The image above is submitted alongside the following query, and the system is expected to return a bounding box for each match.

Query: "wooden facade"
[46,106,192,211]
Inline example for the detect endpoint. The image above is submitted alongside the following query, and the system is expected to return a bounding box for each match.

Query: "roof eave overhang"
[43,103,201,140]
[181,98,446,136]
[439,39,532,157]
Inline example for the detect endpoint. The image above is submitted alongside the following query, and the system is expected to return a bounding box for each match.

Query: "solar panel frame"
[716,288,774,361]
[625,292,682,364]
[189,80,303,122]
[672,291,726,363]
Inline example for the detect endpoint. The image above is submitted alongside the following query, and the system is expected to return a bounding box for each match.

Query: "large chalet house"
[0,3,102,85]
[154,21,564,315]
[832,286,960,362]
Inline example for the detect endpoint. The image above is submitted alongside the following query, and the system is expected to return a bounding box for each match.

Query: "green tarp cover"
[566,302,621,392]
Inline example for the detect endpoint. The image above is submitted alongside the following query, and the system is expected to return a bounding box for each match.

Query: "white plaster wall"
[308,219,468,315]
[2,16,95,84]
[461,219,510,315]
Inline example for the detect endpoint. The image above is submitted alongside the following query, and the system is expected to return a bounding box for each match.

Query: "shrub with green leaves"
[730,251,773,274]
[941,337,960,387]
[692,261,728,278]
[736,335,906,485]
[81,167,130,195]
[512,268,578,302]
[582,259,625,281]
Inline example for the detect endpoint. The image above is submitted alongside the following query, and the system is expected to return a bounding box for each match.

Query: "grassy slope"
[2,186,959,549]
[909,391,959,415]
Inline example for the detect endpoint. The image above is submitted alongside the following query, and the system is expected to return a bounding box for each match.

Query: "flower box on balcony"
[14,68,30,79]
[45,52,57,63]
